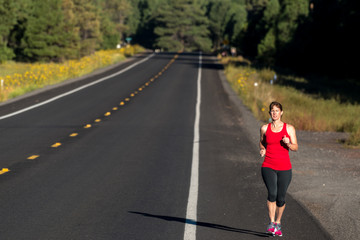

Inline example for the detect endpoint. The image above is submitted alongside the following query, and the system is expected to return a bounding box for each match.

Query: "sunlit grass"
[222,57,360,146]
[0,44,144,101]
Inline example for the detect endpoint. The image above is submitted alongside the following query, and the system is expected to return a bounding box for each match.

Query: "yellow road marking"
[0,168,10,175]
[28,155,40,160]
[51,142,62,148]
[0,55,179,177]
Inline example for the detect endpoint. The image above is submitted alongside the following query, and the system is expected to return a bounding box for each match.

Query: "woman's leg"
[267,200,276,223]
[261,168,278,223]
[275,169,292,223]
[275,205,286,224]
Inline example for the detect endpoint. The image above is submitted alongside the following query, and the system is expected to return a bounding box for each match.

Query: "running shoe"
[274,223,283,237]
[266,222,276,235]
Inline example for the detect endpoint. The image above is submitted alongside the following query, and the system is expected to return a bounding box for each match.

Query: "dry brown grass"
[223,57,360,146]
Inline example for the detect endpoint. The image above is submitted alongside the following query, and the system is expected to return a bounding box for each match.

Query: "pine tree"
[101,0,133,44]
[7,0,34,61]
[154,0,211,52]
[257,28,276,64]
[72,0,101,57]
[134,0,168,49]
[99,15,120,49]
[276,0,309,50]
[257,0,279,64]
[61,0,81,59]
[0,0,18,62]
[126,0,141,37]
[207,0,232,49]
[240,0,269,57]
[225,2,247,43]
[21,0,69,61]
[256,0,309,65]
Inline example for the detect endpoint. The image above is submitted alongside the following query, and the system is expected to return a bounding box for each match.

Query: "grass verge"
[221,56,360,147]
[0,45,144,102]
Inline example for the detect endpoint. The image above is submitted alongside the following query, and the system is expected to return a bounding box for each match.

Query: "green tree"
[225,3,247,43]
[257,28,276,64]
[257,0,279,63]
[21,0,70,61]
[61,0,81,58]
[73,0,101,57]
[262,0,279,27]
[7,0,35,61]
[0,0,18,62]
[134,0,167,48]
[154,0,211,52]
[207,0,232,49]
[276,0,308,51]
[99,14,120,49]
[240,0,269,57]
[126,0,141,37]
[206,0,247,49]
[245,0,268,12]
[256,0,309,65]
[100,0,133,44]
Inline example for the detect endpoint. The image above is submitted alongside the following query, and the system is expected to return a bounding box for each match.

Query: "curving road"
[0,52,330,239]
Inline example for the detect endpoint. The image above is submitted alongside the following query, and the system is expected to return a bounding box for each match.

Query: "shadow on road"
[129,211,270,238]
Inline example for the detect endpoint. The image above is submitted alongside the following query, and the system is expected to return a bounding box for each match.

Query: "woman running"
[259,101,298,237]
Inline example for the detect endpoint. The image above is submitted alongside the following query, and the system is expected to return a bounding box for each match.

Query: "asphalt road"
[0,52,330,239]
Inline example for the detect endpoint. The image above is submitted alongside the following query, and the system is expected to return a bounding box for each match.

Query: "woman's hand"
[282,135,290,144]
[260,148,266,157]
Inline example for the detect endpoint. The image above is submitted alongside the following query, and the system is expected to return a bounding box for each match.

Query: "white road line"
[0,53,155,121]
[184,52,202,240]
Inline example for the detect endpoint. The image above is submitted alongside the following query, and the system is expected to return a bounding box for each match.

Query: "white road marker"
[184,52,202,240]
[0,54,155,121]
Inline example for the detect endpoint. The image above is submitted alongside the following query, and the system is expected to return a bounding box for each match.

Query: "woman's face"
[270,106,283,121]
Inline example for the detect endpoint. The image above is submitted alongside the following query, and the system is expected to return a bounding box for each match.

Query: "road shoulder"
[0,52,152,117]
[218,64,360,240]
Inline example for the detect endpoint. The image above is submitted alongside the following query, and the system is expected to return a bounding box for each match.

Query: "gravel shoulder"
[219,68,360,240]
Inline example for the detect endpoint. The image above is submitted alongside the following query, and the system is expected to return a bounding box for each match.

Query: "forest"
[0,0,359,76]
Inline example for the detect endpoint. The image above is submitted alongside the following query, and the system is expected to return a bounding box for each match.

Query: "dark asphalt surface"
[0,52,330,239]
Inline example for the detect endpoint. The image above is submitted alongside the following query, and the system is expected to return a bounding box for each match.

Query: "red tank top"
[262,123,292,170]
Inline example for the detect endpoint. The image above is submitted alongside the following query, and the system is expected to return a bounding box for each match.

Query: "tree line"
[0,0,358,75]
[0,0,138,62]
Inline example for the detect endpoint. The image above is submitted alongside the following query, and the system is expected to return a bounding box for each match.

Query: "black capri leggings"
[261,167,292,207]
